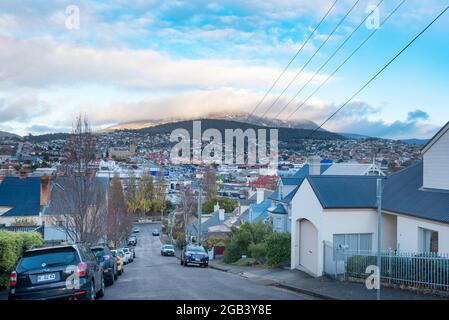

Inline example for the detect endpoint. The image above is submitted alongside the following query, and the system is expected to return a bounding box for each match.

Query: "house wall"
[396,215,449,253]
[423,126,449,191]
[290,179,398,277]
[0,215,40,226]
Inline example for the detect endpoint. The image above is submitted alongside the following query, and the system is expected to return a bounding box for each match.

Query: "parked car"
[111,250,124,275]
[161,244,175,256]
[180,245,209,267]
[9,244,105,300]
[120,248,133,263]
[128,236,137,246]
[152,229,160,236]
[91,245,117,285]
[128,247,136,259]
[117,249,129,265]
[132,227,140,233]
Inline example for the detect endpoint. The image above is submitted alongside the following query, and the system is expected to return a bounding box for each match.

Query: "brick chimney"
[40,176,51,206]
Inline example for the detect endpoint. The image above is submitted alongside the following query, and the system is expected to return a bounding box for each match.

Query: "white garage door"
[300,219,318,275]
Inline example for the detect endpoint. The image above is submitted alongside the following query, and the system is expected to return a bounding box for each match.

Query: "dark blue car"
[180,245,209,267]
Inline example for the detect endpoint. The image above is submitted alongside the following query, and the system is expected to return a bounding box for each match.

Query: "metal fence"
[323,241,449,292]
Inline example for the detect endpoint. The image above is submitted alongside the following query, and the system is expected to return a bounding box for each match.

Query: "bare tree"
[107,174,132,248]
[50,115,108,244]
[174,185,197,243]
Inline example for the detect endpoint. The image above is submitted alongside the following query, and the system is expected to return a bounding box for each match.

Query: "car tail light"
[74,290,86,295]
[115,257,120,263]
[77,262,88,277]
[10,271,17,287]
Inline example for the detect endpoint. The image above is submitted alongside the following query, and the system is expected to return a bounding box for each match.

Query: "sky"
[0,0,448,139]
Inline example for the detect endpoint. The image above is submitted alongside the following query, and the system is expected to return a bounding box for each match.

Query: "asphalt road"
[103,223,315,300]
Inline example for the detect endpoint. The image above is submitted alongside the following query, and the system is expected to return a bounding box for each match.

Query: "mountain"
[100,112,320,132]
[133,118,344,144]
[0,131,21,139]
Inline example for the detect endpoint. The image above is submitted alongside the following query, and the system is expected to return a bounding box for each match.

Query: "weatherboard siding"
[423,127,449,191]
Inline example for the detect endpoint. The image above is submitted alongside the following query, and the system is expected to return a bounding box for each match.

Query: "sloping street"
[104,223,316,300]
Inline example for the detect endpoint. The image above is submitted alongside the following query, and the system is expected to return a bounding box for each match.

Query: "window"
[333,233,373,252]
[418,228,438,253]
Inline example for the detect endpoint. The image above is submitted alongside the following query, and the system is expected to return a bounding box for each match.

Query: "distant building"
[108,144,136,159]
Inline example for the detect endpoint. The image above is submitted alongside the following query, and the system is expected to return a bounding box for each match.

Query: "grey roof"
[305,161,449,225]
[188,210,232,236]
[382,162,449,224]
[307,175,378,209]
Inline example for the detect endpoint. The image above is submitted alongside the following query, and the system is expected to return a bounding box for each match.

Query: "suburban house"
[289,122,449,277]
[239,188,273,225]
[0,175,51,227]
[187,203,234,242]
[269,158,384,234]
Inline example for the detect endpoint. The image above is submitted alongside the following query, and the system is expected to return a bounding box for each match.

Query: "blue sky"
[0,0,448,138]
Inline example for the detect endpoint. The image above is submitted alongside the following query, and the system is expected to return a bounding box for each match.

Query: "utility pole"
[376,178,383,300]
[197,184,202,245]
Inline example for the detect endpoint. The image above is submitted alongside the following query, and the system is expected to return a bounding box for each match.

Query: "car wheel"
[97,277,105,299]
[180,259,183,265]
[114,268,118,280]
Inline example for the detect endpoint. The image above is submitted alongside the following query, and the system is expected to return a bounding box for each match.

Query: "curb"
[208,263,336,300]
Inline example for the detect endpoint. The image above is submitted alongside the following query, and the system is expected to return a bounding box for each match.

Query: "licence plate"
[195,258,200,262]
[37,273,56,282]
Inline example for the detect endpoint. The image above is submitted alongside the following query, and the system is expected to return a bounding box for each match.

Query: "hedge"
[0,231,43,288]
[265,232,291,266]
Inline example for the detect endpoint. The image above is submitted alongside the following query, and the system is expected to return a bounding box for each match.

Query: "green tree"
[138,171,154,216]
[202,197,238,214]
[125,170,139,214]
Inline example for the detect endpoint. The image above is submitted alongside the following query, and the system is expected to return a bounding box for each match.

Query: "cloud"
[0,36,327,91]
[407,109,429,121]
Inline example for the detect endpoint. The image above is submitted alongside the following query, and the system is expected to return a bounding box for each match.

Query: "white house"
[290,122,449,277]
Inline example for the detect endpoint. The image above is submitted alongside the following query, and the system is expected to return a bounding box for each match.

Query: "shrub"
[265,232,291,266]
[223,222,271,264]
[249,242,266,264]
[0,231,43,288]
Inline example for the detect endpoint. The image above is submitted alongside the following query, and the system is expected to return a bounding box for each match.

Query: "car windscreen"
[17,248,80,272]
[164,245,174,249]
[187,247,206,253]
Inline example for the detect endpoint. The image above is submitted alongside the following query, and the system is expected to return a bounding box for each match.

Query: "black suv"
[9,244,105,300]
[91,245,118,285]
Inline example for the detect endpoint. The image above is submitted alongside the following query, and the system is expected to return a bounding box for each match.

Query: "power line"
[258,0,361,120]
[284,0,407,121]
[272,0,384,120]
[244,0,338,122]
[308,4,449,139]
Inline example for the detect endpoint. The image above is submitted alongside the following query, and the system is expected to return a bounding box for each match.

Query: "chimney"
[219,209,225,222]
[213,202,220,212]
[308,156,322,175]
[256,188,264,204]
[40,176,51,206]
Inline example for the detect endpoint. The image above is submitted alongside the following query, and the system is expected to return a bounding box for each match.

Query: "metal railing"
[323,241,449,292]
